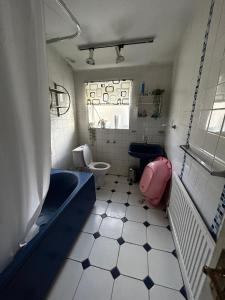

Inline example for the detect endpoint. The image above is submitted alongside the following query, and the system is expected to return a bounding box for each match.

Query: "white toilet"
[72,144,111,187]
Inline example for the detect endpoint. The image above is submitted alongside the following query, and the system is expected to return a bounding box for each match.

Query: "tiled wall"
[74,65,172,175]
[47,46,77,169]
[189,0,225,171]
[165,0,225,228]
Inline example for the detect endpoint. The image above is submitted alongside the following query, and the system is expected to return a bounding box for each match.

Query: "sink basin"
[128,143,164,160]
[128,143,165,179]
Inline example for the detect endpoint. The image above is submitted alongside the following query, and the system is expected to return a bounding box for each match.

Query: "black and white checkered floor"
[47,175,187,300]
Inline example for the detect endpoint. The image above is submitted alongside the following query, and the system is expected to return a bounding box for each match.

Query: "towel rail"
[180,145,225,178]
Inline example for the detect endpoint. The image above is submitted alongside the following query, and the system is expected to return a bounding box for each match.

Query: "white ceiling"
[44,0,194,70]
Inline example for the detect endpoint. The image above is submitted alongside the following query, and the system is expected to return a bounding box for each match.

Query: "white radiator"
[168,172,215,300]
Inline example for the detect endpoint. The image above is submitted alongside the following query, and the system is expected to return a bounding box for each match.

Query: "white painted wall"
[47,46,77,169]
[74,65,172,175]
[165,0,225,228]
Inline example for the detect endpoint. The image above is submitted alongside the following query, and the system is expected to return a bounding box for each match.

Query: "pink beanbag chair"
[139,156,172,206]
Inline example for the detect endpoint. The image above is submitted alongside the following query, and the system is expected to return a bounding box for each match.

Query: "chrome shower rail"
[46,0,81,44]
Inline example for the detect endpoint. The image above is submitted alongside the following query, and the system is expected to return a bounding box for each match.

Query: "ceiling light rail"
[79,37,155,65]
[78,36,155,51]
[46,0,81,44]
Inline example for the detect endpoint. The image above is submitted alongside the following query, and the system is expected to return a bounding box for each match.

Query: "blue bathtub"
[0,169,96,300]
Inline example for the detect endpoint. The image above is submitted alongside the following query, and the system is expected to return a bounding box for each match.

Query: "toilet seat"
[88,162,111,170]
[72,144,111,187]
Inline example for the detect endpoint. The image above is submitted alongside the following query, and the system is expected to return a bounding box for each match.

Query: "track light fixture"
[115,45,125,63]
[86,48,95,65]
[80,36,155,65]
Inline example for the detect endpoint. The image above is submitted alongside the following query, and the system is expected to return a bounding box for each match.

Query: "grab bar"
[46,0,81,44]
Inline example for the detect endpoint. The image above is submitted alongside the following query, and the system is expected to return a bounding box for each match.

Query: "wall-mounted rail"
[180,145,225,178]
[46,0,81,44]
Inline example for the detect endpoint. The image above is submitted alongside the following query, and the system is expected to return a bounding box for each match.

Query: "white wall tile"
[165,0,225,227]
[47,46,77,169]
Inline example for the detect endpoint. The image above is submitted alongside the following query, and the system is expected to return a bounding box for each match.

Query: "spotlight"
[86,48,95,65]
[115,45,125,63]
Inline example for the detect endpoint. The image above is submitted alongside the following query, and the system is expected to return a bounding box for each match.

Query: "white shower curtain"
[0,0,51,272]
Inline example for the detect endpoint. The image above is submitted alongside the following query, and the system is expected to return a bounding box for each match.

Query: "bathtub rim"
[0,169,94,289]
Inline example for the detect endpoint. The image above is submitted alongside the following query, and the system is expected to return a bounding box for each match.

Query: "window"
[207,83,225,135]
[85,80,132,129]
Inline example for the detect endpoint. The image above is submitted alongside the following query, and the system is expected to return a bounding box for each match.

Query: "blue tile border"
[211,185,225,238]
[180,0,215,179]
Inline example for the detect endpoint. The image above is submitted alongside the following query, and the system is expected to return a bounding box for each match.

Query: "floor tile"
[99,217,123,239]
[47,259,82,300]
[118,243,148,280]
[106,203,126,218]
[148,249,183,290]
[96,189,112,201]
[101,181,116,190]
[82,214,102,234]
[74,266,113,300]
[147,209,169,227]
[112,275,148,300]
[122,221,146,245]
[68,232,94,262]
[129,184,142,195]
[117,176,128,183]
[104,175,118,188]
[115,182,130,193]
[89,237,119,270]
[111,192,128,204]
[147,225,175,252]
[126,206,147,223]
[92,200,108,215]
[143,201,159,209]
[128,193,145,206]
[150,285,185,300]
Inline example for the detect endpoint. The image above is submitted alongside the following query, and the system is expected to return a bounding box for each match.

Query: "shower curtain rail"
[46,0,81,44]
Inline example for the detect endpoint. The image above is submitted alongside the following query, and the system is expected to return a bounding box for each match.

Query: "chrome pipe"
[46,0,81,44]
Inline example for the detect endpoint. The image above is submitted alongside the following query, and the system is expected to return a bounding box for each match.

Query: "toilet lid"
[83,144,93,165]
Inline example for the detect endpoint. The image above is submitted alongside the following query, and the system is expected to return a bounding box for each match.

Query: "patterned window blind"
[85,80,132,105]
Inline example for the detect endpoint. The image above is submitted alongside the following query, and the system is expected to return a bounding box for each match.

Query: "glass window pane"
[208,110,225,134]
[85,80,132,129]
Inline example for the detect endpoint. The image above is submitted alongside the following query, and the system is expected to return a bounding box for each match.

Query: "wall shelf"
[180,145,225,178]
[49,83,71,117]
[49,88,66,95]
[137,89,164,118]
